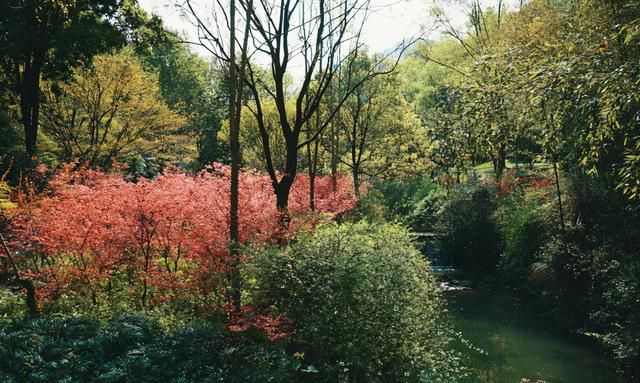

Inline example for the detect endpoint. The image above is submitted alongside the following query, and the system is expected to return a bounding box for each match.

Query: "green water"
[446,289,623,383]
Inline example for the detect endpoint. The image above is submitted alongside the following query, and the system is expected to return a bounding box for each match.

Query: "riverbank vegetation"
[1,0,638,381]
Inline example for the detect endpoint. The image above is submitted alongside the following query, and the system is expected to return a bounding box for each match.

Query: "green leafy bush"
[377,176,439,220]
[0,181,14,210]
[437,182,500,274]
[250,221,464,382]
[534,231,640,378]
[0,289,25,317]
[0,315,295,383]
[494,190,551,284]
[344,187,387,222]
[408,186,447,234]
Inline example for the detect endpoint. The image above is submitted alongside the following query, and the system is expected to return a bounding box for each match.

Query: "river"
[445,288,623,383]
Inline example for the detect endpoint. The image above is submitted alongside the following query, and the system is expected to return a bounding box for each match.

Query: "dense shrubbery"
[493,184,552,285]
[2,166,469,382]
[0,315,296,383]
[377,176,499,272]
[436,182,499,274]
[529,185,640,378]
[0,221,468,382]
[5,164,356,313]
[357,167,637,378]
[386,170,640,378]
[376,176,440,220]
[249,221,466,382]
[492,174,640,378]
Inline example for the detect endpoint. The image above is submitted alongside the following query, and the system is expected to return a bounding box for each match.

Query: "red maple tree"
[8,164,357,313]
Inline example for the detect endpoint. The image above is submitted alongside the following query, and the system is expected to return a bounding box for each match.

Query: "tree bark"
[553,161,566,232]
[19,53,44,157]
[228,0,252,310]
[492,143,506,178]
[306,140,315,210]
[1,233,38,317]
[331,122,339,192]
[276,153,297,211]
[352,168,360,197]
[228,0,242,311]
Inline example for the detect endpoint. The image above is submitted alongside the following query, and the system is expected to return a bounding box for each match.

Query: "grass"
[474,161,550,176]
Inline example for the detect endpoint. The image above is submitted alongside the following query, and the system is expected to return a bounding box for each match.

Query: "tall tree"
[0,0,146,157]
[40,51,186,167]
[333,54,429,194]
[134,19,228,168]
[182,0,411,215]
[227,0,252,310]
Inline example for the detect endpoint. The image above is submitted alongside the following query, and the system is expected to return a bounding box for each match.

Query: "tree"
[136,27,228,168]
[250,222,460,382]
[417,0,640,375]
[8,165,356,310]
[227,0,253,311]
[333,54,429,194]
[182,0,410,214]
[218,101,294,171]
[39,51,187,167]
[430,0,506,60]
[422,85,476,180]
[0,0,146,157]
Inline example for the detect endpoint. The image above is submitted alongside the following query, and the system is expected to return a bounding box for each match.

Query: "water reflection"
[446,288,621,383]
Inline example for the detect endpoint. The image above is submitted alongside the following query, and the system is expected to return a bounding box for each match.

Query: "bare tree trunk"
[331,122,339,192]
[309,124,321,210]
[276,138,299,212]
[493,143,506,178]
[352,167,360,197]
[1,233,38,317]
[228,0,252,310]
[183,0,409,216]
[553,161,566,232]
[228,0,241,310]
[306,137,315,210]
[19,53,44,157]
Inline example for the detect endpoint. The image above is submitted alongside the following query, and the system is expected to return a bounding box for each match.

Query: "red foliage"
[527,177,554,189]
[493,171,554,196]
[289,174,359,215]
[225,304,292,341]
[9,164,357,310]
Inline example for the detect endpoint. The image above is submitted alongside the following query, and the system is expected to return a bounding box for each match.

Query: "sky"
[137,0,487,83]
[139,0,438,55]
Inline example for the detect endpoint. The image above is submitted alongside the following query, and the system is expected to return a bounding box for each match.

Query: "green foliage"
[587,246,640,376]
[0,181,14,210]
[437,181,500,274]
[528,196,640,378]
[0,0,129,83]
[0,0,148,156]
[249,221,465,382]
[0,108,18,157]
[332,53,430,190]
[0,289,25,318]
[136,31,228,168]
[399,39,470,113]
[343,188,388,222]
[129,155,160,180]
[494,189,552,284]
[395,0,640,375]
[376,176,440,220]
[40,50,187,167]
[0,315,296,383]
[408,186,448,235]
